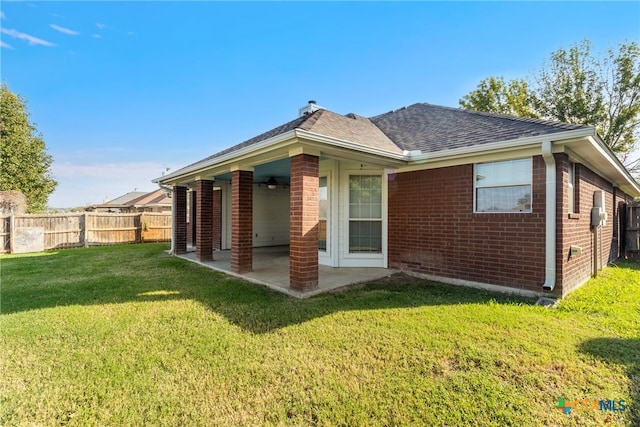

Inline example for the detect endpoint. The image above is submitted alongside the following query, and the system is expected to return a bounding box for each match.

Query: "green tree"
[534,40,606,129]
[0,84,57,213]
[460,76,539,118]
[600,42,640,161]
[459,40,640,162]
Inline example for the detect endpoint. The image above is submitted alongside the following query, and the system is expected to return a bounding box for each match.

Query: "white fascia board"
[555,134,640,196]
[153,128,407,185]
[397,146,543,173]
[153,130,298,184]
[407,128,595,164]
[585,135,640,195]
[294,129,407,161]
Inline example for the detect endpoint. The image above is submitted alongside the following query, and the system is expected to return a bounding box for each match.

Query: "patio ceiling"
[213,157,293,184]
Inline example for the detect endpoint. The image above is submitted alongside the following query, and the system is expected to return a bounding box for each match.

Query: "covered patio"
[177,246,395,298]
[157,103,406,296]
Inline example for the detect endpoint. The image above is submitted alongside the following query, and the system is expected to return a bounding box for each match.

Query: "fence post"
[9,214,15,254]
[83,213,89,247]
[138,213,144,243]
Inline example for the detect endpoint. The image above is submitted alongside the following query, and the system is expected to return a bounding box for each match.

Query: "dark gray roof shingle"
[302,110,401,153]
[183,111,316,170]
[180,108,402,172]
[369,103,587,153]
[170,102,591,178]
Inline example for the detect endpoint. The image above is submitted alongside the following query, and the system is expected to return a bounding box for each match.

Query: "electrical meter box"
[591,191,607,226]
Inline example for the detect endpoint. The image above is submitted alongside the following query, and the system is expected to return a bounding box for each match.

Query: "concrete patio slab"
[177,246,396,298]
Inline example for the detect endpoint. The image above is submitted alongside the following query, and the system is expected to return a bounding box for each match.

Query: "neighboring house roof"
[87,189,171,211]
[106,191,148,205]
[129,189,171,208]
[369,103,587,153]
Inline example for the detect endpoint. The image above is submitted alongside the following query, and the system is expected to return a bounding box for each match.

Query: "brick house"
[154,102,639,297]
[87,189,172,213]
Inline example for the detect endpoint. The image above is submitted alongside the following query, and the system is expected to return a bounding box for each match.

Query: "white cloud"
[1,28,55,47]
[0,11,5,19]
[50,24,79,36]
[92,34,102,39]
[95,22,133,36]
[1,40,13,49]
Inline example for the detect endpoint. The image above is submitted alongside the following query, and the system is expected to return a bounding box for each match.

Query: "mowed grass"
[1,244,638,426]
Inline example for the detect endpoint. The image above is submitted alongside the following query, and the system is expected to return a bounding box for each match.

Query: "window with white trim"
[568,162,576,214]
[475,158,532,213]
[348,175,382,253]
[318,176,328,251]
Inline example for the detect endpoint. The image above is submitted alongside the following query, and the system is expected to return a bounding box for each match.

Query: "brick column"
[173,186,187,254]
[289,154,319,292]
[231,170,253,273]
[213,189,222,250]
[196,179,214,262]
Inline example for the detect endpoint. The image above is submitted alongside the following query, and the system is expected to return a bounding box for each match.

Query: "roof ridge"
[457,105,591,129]
[177,109,324,171]
[418,102,590,129]
[298,108,325,130]
[371,102,590,130]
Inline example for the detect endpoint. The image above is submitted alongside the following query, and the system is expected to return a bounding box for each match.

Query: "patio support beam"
[195,179,214,262]
[289,153,319,292]
[172,185,187,254]
[231,169,253,273]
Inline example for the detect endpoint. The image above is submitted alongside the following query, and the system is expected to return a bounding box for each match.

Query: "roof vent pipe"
[541,141,556,292]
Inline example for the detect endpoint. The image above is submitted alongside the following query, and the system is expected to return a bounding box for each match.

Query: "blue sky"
[2,1,639,208]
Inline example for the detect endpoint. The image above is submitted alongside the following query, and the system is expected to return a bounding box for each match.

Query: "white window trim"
[318,172,331,264]
[319,160,339,267]
[342,169,386,263]
[568,162,576,214]
[473,158,533,214]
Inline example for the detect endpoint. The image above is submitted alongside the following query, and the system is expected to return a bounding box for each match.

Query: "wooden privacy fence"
[0,212,171,253]
[626,201,640,253]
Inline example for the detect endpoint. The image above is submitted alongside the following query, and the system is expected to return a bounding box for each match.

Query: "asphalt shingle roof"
[182,108,402,171]
[182,112,314,171]
[369,103,587,153]
[170,102,591,178]
[129,188,171,206]
[301,110,401,153]
[107,191,148,205]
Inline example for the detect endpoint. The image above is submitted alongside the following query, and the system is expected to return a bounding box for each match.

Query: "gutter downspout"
[541,141,556,291]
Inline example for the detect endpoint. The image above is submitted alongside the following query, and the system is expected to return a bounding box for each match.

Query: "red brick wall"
[389,157,547,292]
[173,186,187,254]
[231,170,253,273]
[557,155,632,295]
[289,154,319,292]
[388,154,632,295]
[195,180,214,262]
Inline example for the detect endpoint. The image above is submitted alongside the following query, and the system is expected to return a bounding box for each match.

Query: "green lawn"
[1,243,638,426]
